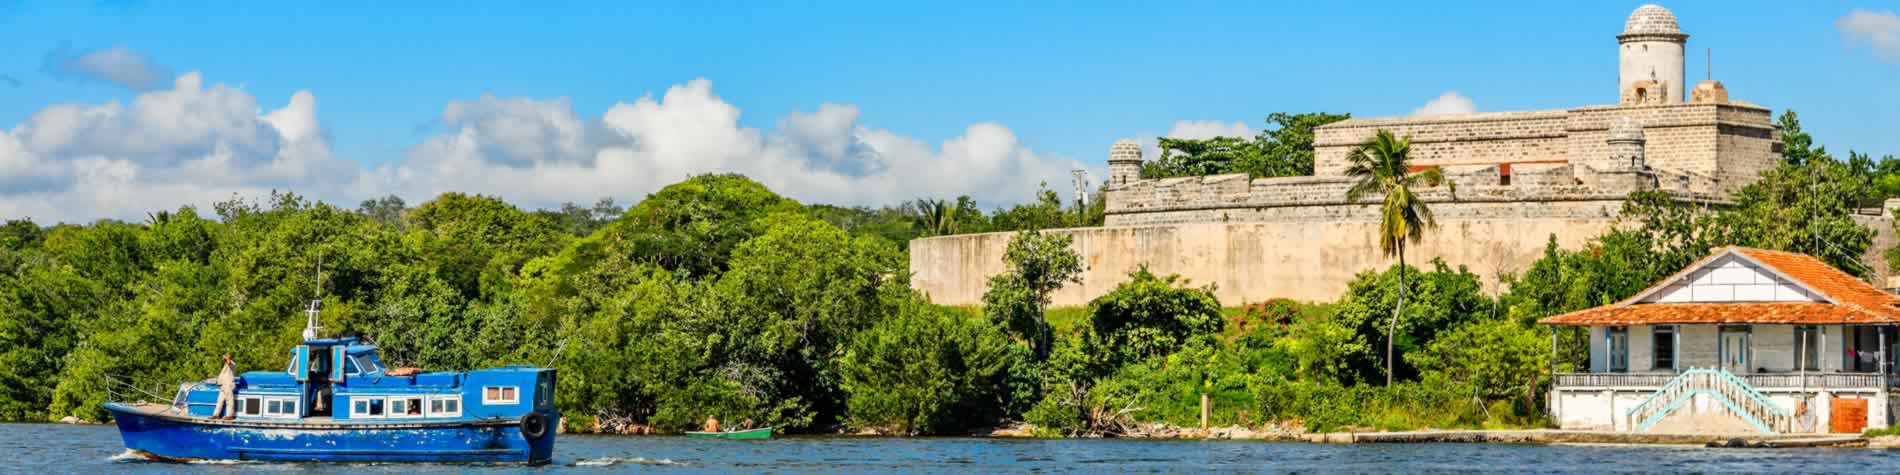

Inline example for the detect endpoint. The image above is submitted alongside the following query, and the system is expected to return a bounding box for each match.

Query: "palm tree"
[1344,130,1452,386]
[912,198,958,236]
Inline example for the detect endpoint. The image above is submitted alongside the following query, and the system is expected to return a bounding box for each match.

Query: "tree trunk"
[1387,243,1405,387]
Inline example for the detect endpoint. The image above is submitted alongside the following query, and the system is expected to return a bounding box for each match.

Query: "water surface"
[12,423,1898,473]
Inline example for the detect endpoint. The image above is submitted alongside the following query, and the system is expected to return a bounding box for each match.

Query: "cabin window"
[428,395,462,417]
[1796,325,1822,371]
[1606,326,1630,373]
[1652,326,1677,371]
[483,386,519,405]
[345,357,361,376]
[352,354,384,374]
[351,397,386,418]
[240,396,263,417]
[428,395,463,417]
[264,397,299,418]
[390,397,423,418]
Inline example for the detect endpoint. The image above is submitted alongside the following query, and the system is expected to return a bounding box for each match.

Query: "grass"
[1866,425,1900,437]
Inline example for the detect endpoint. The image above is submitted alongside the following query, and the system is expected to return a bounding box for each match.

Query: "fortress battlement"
[912,5,1823,308]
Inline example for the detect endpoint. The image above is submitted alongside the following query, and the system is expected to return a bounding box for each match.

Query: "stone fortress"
[910,5,1890,308]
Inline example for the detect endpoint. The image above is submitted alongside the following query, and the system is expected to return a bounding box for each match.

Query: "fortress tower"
[1107,140,1143,187]
[1618,5,1688,105]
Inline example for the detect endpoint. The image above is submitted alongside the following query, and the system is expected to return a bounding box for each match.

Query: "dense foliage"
[6,109,1900,438]
[1142,112,1350,179]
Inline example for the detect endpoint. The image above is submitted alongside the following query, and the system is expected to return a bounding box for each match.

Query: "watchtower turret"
[1618,5,1688,105]
[1107,140,1143,187]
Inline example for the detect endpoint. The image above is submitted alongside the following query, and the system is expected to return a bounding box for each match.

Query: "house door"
[1719,327,1750,373]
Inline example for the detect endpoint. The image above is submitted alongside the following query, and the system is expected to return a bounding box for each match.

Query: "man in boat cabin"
[210,354,238,420]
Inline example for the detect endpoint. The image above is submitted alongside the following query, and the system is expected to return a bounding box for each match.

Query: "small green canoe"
[685,427,773,440]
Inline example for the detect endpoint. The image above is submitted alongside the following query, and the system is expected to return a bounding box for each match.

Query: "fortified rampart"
[907,5,1882,308]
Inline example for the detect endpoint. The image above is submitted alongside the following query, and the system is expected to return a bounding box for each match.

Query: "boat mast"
[302,254,323,340]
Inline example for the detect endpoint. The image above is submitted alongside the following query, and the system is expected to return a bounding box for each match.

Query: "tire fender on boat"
[521,412,549,440]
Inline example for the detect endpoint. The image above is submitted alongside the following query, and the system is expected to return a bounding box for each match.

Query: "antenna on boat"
[302,253,324,340]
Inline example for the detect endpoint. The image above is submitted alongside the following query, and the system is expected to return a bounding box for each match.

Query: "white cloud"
[1411,91,1477,116]
[40,45,172,91]
[1,72,354,222]
[1164,120,1254,140]
[2,75,1088,222]
[373,79,1087,211]
[1839,9,1900,62]
[1118,120,1258,163]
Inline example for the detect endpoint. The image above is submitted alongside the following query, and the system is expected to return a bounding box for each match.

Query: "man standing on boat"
[210,354,237,420]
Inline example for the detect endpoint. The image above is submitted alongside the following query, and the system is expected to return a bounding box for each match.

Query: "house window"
[351,397,386,418]
[1607,326,1630,373]
[1796,325,1821,371]
[240,396,263,417]
[1652,326,1677,371]
[483,386,519,405]
[389,397,423,418]
[428,395,463,417]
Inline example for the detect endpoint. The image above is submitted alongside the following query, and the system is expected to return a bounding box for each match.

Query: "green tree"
[1776,110,1825,166]
[1342,129,1450,386]
[911,198,959,236]
[1257,112,1352,177]
[1085,267,1224,366]
[982,229,1084,359]
[838,301,1017,435]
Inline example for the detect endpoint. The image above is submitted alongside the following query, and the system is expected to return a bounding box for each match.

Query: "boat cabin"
[1542,246,1899,434]
[173,336,556,424]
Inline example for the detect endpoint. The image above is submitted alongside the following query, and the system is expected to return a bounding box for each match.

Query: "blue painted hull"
[104,403,555,464]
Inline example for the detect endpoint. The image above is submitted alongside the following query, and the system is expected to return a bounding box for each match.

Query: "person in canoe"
[209,354,238,420]
[703,416,720,433]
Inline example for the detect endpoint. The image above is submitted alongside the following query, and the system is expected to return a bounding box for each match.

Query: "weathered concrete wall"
[909,211,1618,307]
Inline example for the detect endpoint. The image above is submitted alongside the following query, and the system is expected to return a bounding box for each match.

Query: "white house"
[1541,246,1897,434]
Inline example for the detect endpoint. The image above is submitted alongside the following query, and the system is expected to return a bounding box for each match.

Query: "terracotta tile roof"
[1540,246,1900,326]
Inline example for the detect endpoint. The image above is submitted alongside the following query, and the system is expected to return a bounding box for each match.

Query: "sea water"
[8,423,1898,473]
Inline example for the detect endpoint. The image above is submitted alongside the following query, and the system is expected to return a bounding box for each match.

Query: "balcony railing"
[1555,372,1896,390]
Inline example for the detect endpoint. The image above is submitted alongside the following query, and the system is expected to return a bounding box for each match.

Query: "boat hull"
[105,403,555,464]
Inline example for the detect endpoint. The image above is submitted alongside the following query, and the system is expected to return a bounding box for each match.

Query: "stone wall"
[1310,102,1777,196]
[909,208,1619,307]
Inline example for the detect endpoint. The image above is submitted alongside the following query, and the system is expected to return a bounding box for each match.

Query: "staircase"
[1625,368,1791,434]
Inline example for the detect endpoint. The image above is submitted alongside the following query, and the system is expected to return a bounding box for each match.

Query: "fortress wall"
[1313,110,1570,176]
[916,201,1625,307]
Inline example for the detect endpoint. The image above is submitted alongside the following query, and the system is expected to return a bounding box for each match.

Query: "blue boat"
[103,300,558,464]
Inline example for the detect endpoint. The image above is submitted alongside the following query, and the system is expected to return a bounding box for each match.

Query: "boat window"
[351,397,386,418]
[351,354,383,375]
[344,357,361,375]
[428,395,462,417]
[483,386,519,405]
[390,397,423,418]
[264,398,299,418]
[241,397,263,417]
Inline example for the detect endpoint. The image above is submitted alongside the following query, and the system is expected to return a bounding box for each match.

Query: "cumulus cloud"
[1120,120,1258,163]
[1,75,1085,222]
[0,72,353,222]
[40,44,172,91]
[1164,120,1254,140]
[1839,9,1900,62]
[373,79,1086,211]
[1412,91,1477,116]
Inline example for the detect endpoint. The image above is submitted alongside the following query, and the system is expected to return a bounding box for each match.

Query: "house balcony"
[1554,372,1899,391]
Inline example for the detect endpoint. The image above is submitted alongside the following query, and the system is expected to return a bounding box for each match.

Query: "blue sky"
[1,1,1897,222]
